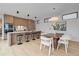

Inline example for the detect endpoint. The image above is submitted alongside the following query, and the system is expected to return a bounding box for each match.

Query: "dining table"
[41,33,64,49]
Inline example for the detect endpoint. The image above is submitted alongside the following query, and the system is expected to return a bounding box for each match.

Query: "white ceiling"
[0,3,79,20]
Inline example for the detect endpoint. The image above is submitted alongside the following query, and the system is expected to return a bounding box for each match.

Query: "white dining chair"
[40,36,54,56]
[57,35,71,54]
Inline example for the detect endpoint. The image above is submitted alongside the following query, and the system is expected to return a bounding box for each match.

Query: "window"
[63,12,78,20]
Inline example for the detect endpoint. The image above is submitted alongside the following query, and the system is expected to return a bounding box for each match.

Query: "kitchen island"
[7,31,41,46]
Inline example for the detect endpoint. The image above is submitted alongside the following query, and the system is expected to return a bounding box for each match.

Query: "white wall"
[67,20,79,42]
[36,13,79,42]
[65,11,79,42]
[36,19,54,33]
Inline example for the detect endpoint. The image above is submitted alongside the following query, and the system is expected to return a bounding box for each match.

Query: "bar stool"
[17,34,23,45]
[32,32,36,40]
[36,31,41,39]
[25,32,31,42]
[32,31,41,40]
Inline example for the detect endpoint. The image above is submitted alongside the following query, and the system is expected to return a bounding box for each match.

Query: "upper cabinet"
[4,14,36,31]
[4,15,14,24]
[27,19,36,31]
[13,17,26,26]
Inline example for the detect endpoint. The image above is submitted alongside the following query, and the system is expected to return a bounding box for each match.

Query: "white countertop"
[7,30,41,34]
[7,31,32,34]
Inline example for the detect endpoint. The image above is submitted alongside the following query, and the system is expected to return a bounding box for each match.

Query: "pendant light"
[49,8,59,22]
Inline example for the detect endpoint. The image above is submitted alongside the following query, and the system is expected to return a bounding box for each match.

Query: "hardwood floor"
[0,39,79,56]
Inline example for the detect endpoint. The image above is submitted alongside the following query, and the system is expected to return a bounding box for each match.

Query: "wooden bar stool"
[25,32,31,42]
[32,32,36,40]
[32,31,41,40]
[17,34,23,45]
[36,31,41,39]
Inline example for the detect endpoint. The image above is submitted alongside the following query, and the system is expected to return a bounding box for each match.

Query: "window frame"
[62,12,78,20]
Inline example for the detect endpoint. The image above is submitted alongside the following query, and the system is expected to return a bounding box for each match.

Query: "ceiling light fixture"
[16,11,19,14]
[34,16,37,19]
[49,8,59,22]
[27,14,29,17]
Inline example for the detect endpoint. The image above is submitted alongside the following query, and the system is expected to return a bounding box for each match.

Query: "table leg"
[53,38,59,49]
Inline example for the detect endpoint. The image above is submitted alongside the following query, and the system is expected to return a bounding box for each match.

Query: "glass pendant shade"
[49,16,59,22]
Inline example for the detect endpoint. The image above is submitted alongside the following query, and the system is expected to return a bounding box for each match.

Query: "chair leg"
[52,46,54,52]
[40,44,42,50]
[48,45,52,56]
[57,43,60,51]
[65,44,68,54]
[51,44,54,52]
